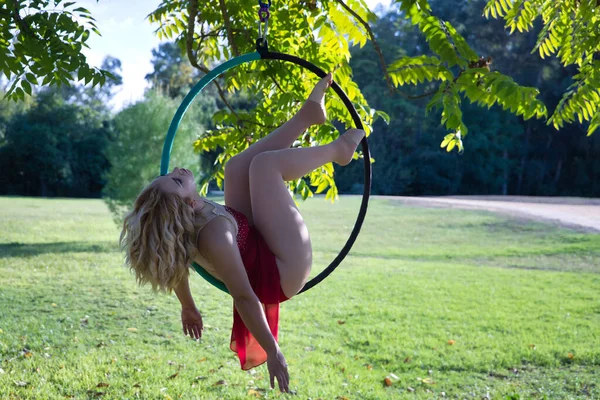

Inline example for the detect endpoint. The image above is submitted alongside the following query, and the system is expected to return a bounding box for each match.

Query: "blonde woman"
[119,72,365,393]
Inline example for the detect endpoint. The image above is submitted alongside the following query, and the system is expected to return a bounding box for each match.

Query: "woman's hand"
[267,347,290,393]
[181,306,203,339]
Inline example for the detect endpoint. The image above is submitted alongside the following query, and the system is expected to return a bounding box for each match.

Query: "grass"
[0,195,599,399]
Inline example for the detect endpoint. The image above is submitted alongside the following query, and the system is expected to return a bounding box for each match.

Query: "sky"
[79,0,393,111]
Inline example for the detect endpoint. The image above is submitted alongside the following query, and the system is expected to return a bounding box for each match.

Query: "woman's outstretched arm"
[200,217,278,355]
[174,275,196,309]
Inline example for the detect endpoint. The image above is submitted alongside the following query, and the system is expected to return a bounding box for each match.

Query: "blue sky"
[79,0,392,111]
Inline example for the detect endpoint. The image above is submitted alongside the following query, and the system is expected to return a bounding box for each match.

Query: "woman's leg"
[249,128,365,298]
[224,73,333,225]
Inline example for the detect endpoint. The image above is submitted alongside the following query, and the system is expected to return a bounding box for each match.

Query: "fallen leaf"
[365,364,373,370]
[420,378,435,385]
[127,328,138,332]
[384,377,393,386]
[133,383,141,388]
[198,357,207,362]
[337,320,345,325]
[337,397,350,400]
[567,352,574,359]
[0,328,3,333]
[528,344,536,349]
[213,380,227,386]
[447,340,456,345]
[52,303,57,307]
[247,389,262,398]
[164,395,173,400]
[168,372,179,379]
[403,357,411,363]
[96,382,109,388]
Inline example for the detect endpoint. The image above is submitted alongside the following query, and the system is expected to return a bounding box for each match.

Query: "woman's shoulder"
[195,211,238,247]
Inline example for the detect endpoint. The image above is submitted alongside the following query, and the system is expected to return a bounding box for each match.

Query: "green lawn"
[1,195,599,399]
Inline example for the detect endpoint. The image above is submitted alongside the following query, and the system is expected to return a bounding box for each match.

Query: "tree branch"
[333,0,396,95]
[186,0,246,131]
[218,0,239,57]
[11,0,36,39]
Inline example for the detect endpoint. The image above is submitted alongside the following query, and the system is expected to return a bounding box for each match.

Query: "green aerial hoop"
[160,0,371,296]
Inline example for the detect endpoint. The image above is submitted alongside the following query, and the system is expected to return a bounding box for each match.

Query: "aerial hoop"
[160,40,371,295]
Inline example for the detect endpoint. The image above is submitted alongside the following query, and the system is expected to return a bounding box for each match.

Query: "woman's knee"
[249,151,275,171]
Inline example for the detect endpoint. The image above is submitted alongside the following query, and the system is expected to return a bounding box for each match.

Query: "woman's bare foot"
[334,128,365,166]
[297,72,333,126]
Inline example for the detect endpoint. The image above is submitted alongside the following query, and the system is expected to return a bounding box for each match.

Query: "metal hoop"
[161,51,372,295]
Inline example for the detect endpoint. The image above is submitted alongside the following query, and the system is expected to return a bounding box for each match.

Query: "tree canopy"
[1,0,598,201]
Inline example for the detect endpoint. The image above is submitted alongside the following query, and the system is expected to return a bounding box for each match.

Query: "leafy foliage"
[147,0,387,203]
[0,88,111,197]
[483,0,600,136]
[393,0,548,152]
[0,0,115,100]
[102,91,206,223]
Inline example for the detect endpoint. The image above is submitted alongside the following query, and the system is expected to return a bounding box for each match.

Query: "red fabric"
[223,205,290,370]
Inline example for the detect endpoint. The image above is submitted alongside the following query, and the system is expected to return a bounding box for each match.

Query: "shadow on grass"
[0,241,119,258]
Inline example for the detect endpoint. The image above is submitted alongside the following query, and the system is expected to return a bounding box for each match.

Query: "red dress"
[223,205,291,370]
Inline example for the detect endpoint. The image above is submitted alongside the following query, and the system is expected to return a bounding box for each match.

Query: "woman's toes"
[308,72,333,103]
[299,73,333,126]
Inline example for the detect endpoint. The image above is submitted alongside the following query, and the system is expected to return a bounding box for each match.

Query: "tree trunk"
[554,159,562,185]
[516,123,531,195]
[40,178,48,197]
[502,149,509,195]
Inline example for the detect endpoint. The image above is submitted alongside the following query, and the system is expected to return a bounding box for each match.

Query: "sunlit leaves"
[388,55,453,85]
[2,0,112,101]
[457,69,548,121]
[484,0,600,135]
[549,61,600,135]
[148,0,379,202]
[397,0,548,151]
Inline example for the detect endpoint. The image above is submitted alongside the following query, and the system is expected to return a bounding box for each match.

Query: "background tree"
[102,90,207,223]
[145,42,198,99]
[0,88,111,197]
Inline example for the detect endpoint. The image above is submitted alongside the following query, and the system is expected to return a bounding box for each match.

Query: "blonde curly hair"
[119,180,198,295]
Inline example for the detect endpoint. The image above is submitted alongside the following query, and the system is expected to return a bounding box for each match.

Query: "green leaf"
[21,80,32,95]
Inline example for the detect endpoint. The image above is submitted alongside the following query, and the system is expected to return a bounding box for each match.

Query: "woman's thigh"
[224,155,254,226]
[249,153,313,297]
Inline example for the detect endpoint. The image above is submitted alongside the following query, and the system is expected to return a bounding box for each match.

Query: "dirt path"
[375,196,600,233]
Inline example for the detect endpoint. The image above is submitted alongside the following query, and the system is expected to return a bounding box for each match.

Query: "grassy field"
[1,195,599,399]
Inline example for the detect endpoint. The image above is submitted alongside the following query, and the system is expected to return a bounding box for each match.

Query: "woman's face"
[155,167,197,202]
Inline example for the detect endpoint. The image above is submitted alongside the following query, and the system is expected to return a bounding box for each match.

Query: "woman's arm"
[174,275,196,309]
[200,217,278,356]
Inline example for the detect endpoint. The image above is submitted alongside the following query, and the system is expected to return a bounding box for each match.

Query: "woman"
[119,72,365,393]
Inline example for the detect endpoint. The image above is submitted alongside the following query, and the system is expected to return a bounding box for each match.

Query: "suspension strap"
[257,0,271,49]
